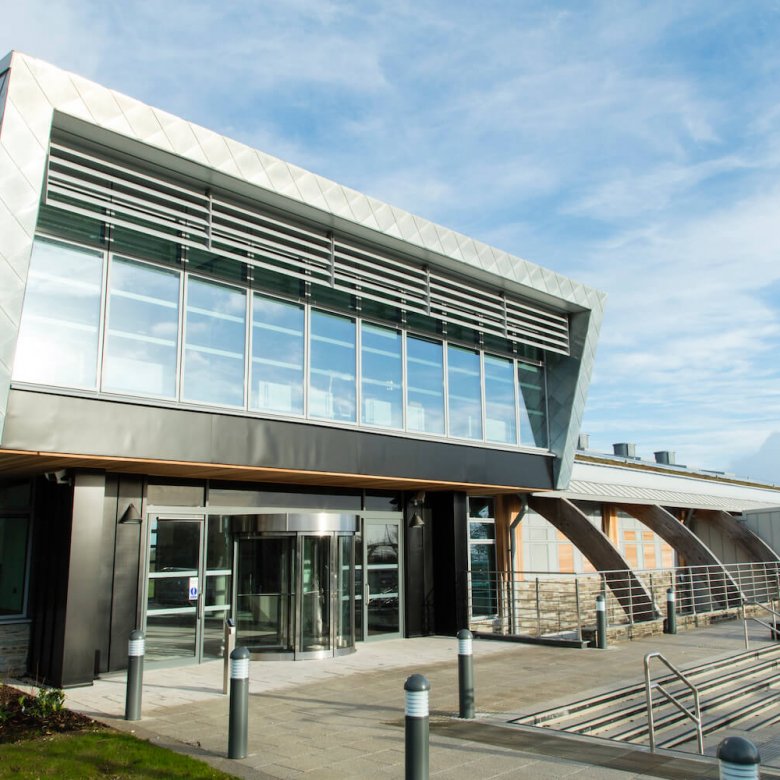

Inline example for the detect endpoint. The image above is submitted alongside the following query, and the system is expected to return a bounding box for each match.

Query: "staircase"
[512,643,780,752]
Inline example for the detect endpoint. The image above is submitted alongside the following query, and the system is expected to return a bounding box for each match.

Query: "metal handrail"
[742,598,780,649]
[644,651,703,754]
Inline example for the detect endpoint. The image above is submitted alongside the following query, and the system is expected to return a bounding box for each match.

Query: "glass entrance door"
[361,517,403,640]
[145,515,232,664]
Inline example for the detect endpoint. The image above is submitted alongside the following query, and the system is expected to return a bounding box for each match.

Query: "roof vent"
[654,450,676,466]
[613,442,636,459]
[577,433,590,451]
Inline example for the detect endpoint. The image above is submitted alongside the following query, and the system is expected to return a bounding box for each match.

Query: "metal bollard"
[457,629,475,719]
[228,646,250,759]
[404,674,430,780]
[717,735,760,779]
[223,618,236,694]
[665,587,677,634]
[125,629,144,721]
[596,594,607,649]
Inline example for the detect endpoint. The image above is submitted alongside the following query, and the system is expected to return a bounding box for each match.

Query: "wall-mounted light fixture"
[409,490,426,528]
[119,503,143,524]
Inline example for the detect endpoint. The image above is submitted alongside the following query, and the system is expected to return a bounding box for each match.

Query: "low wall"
[0,622,30,676]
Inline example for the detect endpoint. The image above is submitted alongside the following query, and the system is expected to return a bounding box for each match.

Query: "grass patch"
[0,729,237,778]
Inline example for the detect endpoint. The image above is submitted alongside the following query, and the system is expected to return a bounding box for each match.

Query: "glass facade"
[13,236,550,450]
[468,497,498,617]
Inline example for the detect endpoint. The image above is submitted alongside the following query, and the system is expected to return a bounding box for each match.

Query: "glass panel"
[13,238,103,389]
[447,345,482,440]
[468,497,495,519]
[148,519,199,574]
[469,544,498,616]
[336,535,354,649]
[0,480,32,510]
[484,354,517,444]
[250,294,304,415]
[206,515,232,570]
[205,574,231,608]
[309,310,356,422]
[406,336,444,434]
[469,522,496,541]
[183,277,246,406]
[236,537,294,651]
[365,521,401,638]
[301,535,331,651]
[0,516,29,615]
[202,608,230,659]
[361,322,402,429]
[518,362,548,448]
[147,574,194,609]
[145,613,197,662]
[102,257,180,397]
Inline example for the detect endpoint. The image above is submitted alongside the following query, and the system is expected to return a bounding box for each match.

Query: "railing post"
[574,578,582,642]
[596,594,607,649]
[535,577,541,637]
[717,736,760,779]
[665,588,677,634]
[457,629,475,719]
[124,629,144,721]
[405,674,430,780]
[228,646,250,760]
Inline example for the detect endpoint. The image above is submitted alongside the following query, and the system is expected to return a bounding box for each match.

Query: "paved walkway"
[49,621,780,779]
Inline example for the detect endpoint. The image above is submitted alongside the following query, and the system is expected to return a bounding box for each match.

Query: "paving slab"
[42,620,780,778]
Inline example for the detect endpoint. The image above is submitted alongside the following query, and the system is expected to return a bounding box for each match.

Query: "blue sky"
[3,1,780,480]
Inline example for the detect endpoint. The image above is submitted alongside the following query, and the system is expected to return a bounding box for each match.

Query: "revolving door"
[233,513,357,659]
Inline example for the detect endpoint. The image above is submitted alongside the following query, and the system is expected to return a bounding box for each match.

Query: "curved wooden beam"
[528,496,656,621]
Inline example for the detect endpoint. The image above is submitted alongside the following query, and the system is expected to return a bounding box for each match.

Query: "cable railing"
[466,561,780,641]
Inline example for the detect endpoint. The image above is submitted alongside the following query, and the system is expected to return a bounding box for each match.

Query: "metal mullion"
[443,339,451,438]
[355,315,362,427]
[175,266,185,402]
[243,284,251,411]
[480,350,487,445]
[401,331,408,432]
[304,303,311,419]
[96,248,110,393]
[514,358,522,446]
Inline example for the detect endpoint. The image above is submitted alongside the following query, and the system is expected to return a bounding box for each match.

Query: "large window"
[406,336,444,435]
[103,257,180,397]
[447,345,482,440]
[13,238,103,389]
[309,310,356,422]
[0,480,32,619]
[484,354,517,444]
[361,323,402,429]
[183,277,246,407]
[251,294,304,415]
[13,237,551,450]
[518,362,548,447]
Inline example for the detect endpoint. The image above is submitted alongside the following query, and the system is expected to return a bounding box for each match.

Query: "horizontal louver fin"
[44,137,570,355]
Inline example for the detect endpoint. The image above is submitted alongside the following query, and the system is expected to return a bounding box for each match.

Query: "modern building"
[0,52,604,686]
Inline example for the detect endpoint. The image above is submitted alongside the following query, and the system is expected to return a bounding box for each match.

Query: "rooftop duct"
[577,433,590,451]
[613,442,636,459]
[654,451,676,465]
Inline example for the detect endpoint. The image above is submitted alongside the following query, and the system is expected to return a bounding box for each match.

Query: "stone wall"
[0,622,30,676]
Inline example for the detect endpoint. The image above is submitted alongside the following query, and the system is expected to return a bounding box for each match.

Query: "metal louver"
[44,136,570,355]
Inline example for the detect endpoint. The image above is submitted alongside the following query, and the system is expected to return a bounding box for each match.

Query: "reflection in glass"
[447,345,482,440]
[518,362,548,447]
[309,310,356,422]
[103,258,179,397]
[202,609,230,659]
[469,544,498,617]
[251,294,304,415]
[236,537,294,651]
[406,336,444,434]
[183,277,246,406]
[361,323,402,428]
[207,515,232,569]
[13,238,103,389]
[365,521,401,638]
[0,516,29,615]
[484,354,517,444]
[469,521,496,541]
[145,613,197,662]
[301,535,331,651]
[148,519,199,573]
